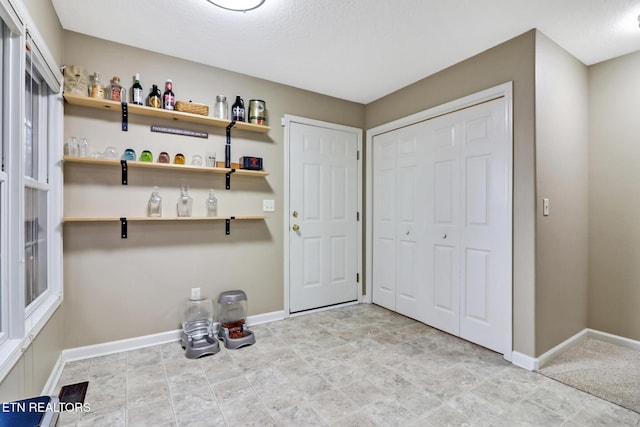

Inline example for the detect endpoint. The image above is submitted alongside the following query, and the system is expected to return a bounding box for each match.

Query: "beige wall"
[62,31,365,348]
[534,33,589,354]
[366,31,537,356]
[588,50,640,341]
[0,308,63,401]
[22,0,63,63]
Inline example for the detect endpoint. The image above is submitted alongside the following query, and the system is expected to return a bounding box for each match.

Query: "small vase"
[148,187,162,217]
[177,185,193,217]
[206,189,218,217]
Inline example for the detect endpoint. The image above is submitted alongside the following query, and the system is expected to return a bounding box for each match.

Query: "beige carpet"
[540,337,640,414]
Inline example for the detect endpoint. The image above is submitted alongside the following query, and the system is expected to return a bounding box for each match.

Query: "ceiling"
[52,0,640,104]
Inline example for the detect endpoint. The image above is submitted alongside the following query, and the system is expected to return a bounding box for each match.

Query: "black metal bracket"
[224,120,236,189]
[225,216,236,235]
[121,102,128,131]
[225,120,236,168]
[120,160,128,185]
[120,217,127,239]
[225,168,236,190]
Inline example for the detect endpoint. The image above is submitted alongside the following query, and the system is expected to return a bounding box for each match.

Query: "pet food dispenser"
[217,290,255,349]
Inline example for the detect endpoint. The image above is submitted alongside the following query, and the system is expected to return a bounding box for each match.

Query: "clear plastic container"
[217,290,249,339]
[182,288,214,341]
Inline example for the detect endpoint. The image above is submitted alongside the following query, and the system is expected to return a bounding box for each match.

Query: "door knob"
[442,233,447,239]
[292,211,299,218]
[292,224,300,232]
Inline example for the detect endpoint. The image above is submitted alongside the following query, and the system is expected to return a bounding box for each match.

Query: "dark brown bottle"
[231,95,245,122]
[148,84,161,108]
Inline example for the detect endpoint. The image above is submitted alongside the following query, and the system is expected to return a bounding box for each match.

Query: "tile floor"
[54,304,640,426]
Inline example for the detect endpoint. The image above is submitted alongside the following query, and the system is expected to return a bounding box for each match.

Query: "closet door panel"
[424,117,460,335]
[395,128,428,321]
[459,98,510,354]
[372,133,398,310]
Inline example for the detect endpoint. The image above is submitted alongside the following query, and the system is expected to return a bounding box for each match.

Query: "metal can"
[248,99,266,125]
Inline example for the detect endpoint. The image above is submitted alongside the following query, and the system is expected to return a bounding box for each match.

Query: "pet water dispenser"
[181,287,220,359]
[217,290,255,349]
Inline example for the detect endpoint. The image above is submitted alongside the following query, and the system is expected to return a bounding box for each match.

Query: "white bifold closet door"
[372,124,429,321]
[372,97,509,354]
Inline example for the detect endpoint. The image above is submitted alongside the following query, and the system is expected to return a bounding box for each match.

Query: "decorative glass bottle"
[89,72,105,98]
[109,76,126,102]
[174,153,186,165]
[206,189,218,217]
[148,187,162,217]
[177,185,193,217]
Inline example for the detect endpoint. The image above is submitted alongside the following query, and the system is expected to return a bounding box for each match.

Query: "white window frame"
[0,0,63,382]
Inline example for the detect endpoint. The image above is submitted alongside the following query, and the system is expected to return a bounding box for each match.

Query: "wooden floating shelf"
[63,93,271,134]
[63,156,269,177]
[63,216,267,223]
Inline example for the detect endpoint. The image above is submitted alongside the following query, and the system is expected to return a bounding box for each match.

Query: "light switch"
[263,199,275,212]
[543,198,550,216]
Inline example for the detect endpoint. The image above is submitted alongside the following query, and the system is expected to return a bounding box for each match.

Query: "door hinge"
[356,273,360,283]
[357,150,360,161]
[356,211,360,221]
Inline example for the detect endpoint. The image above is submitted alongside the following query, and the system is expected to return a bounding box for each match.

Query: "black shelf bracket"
[121,102,128,132]
[225,168,236,190]
[225,216,236,235]
[225,120,236,167]
[120,160,128,185]
[120,217,128,239]
[225,120,236,189]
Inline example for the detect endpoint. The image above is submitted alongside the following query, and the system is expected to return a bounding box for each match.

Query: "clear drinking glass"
[206,152,217,168]
[79,138,89,157]
[103,146,118,159]
[67,137,79,156]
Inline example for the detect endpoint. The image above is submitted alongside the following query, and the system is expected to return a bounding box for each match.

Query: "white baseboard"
[247,310,285,326]
[511,351,537,371]
[43,310,284,394]
[535,328,590,371]
[61,329,183,363]
[513,328,640,372]
[586,328,640,352]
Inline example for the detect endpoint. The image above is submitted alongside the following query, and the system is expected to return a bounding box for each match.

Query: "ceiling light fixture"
[206,0,265,12]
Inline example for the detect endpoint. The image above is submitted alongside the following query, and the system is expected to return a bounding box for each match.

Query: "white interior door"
[289,121,359,313]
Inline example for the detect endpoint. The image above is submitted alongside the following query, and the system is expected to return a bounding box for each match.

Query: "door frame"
[365,82,513,359]
[283,114,363,317]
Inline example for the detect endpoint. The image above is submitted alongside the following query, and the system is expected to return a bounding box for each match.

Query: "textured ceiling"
[52,0,640,104]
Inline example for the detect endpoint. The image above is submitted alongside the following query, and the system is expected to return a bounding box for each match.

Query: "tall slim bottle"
[132,73,143,105]
[163,79,175,110]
